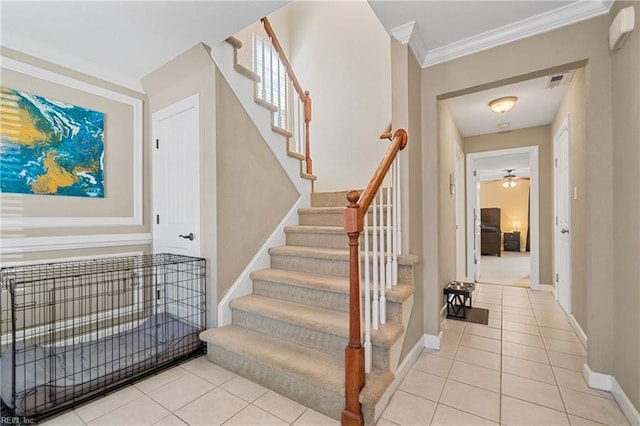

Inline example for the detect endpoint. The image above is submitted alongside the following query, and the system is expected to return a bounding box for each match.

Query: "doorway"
[553,116,572,313]
[466,146,540,289]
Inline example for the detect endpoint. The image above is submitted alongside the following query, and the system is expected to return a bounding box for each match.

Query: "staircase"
[200,190,417,423]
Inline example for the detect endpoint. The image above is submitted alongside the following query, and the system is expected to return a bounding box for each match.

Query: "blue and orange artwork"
[0,86,104,197]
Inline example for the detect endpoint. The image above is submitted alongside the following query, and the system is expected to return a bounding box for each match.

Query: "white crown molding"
[0,56,144,229]
[422,0,613,67]
[409,23,429,69]
[390,21,429,73]
[390,21,415,44]
[1,32,144,93]
[0,233,152,255]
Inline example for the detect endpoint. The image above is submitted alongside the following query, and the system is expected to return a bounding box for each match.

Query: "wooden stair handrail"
[359,129,408,214]
[342,129,408,425]
[261,17,313,174]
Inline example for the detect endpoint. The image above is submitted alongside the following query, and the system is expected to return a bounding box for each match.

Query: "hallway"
[42,285,629,425]
[379,284,628,425]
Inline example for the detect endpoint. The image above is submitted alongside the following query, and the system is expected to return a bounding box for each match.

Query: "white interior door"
[454,143,466,280]
[554,119,571,314]
[153,95,201,257]
[466,158,481,281]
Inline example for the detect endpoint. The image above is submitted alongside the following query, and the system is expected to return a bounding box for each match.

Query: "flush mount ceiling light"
[489,96,518,114]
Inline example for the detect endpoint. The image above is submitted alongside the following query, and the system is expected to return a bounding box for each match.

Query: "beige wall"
[275,0,392,191]
[464,126,552,283]
[215,68,299,300]
[610,0,640,411]
[437,101,464,310]
[421,16,615,376]
[392,41,425,360]
[481,180,531,249]
[0,47,151,265]
[551,68,588,331]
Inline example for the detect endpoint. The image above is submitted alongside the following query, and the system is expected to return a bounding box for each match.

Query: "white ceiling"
[0,1,286,92]
[476,153,530,181]
[446,73,573,137]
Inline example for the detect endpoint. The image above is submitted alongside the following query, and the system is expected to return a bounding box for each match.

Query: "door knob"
[179,233,194,241]
[561,228,570,234]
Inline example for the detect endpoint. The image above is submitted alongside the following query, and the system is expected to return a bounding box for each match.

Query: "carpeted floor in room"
[478,251,531,287]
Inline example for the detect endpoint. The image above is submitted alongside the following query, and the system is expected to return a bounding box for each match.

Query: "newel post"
[342,191,365,426]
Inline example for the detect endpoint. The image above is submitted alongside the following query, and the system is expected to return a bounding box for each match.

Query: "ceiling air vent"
[545,70,575,88]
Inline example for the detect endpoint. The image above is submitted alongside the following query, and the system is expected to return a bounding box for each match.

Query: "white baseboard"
[584,364,640,425]
[612,376,640,426]
[539,284,554,293]
[569,314,587,348]
[424,331,443,350]
[217,195,309,326]
[375,336,425,422]
[583,363,612,391]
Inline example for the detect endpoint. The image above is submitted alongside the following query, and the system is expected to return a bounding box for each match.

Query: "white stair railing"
[360,152,404,374]
[343,129,407,422]
[234,18,312,173]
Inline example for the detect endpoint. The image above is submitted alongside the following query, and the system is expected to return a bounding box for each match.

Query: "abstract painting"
[0,86,104,197]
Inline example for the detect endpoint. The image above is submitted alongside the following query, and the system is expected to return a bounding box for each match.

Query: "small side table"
[444,282,475,319]
[504,232,521,252]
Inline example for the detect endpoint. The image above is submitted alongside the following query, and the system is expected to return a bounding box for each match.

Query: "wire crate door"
[156,260,205,329]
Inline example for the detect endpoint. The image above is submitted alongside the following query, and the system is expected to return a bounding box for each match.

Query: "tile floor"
[42,284,629,426]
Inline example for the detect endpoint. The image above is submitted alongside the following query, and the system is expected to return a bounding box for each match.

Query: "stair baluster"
[379,188,387,325]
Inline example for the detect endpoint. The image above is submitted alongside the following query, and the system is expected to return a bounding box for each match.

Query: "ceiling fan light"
[489,96,518,113]
[502,177,518,188]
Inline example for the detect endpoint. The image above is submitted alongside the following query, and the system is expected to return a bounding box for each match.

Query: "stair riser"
[270,254,415,284]
[299,209,390,227]
[206,343,345,421]
[311,190,392,208]
[253,279,405,323]
[311,191,352,207]
[285,231,349,249]
[285,230,391,250]
[231,309,392,371]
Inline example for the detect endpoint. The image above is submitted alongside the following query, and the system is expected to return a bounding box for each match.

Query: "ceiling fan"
[488,169,530,188]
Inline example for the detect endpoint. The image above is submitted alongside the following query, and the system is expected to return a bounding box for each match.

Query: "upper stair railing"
[251,17,313,174]
[342,128,408,425]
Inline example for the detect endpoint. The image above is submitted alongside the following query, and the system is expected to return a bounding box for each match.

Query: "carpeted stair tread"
[200,325,344,394]
[251,268,348,293]
[251,268,415,303]
[230,294,404,348]
[201,325,395,422]
[285,225,345,235]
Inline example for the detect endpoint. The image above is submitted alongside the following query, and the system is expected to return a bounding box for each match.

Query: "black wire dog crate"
[0,253,206,421]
